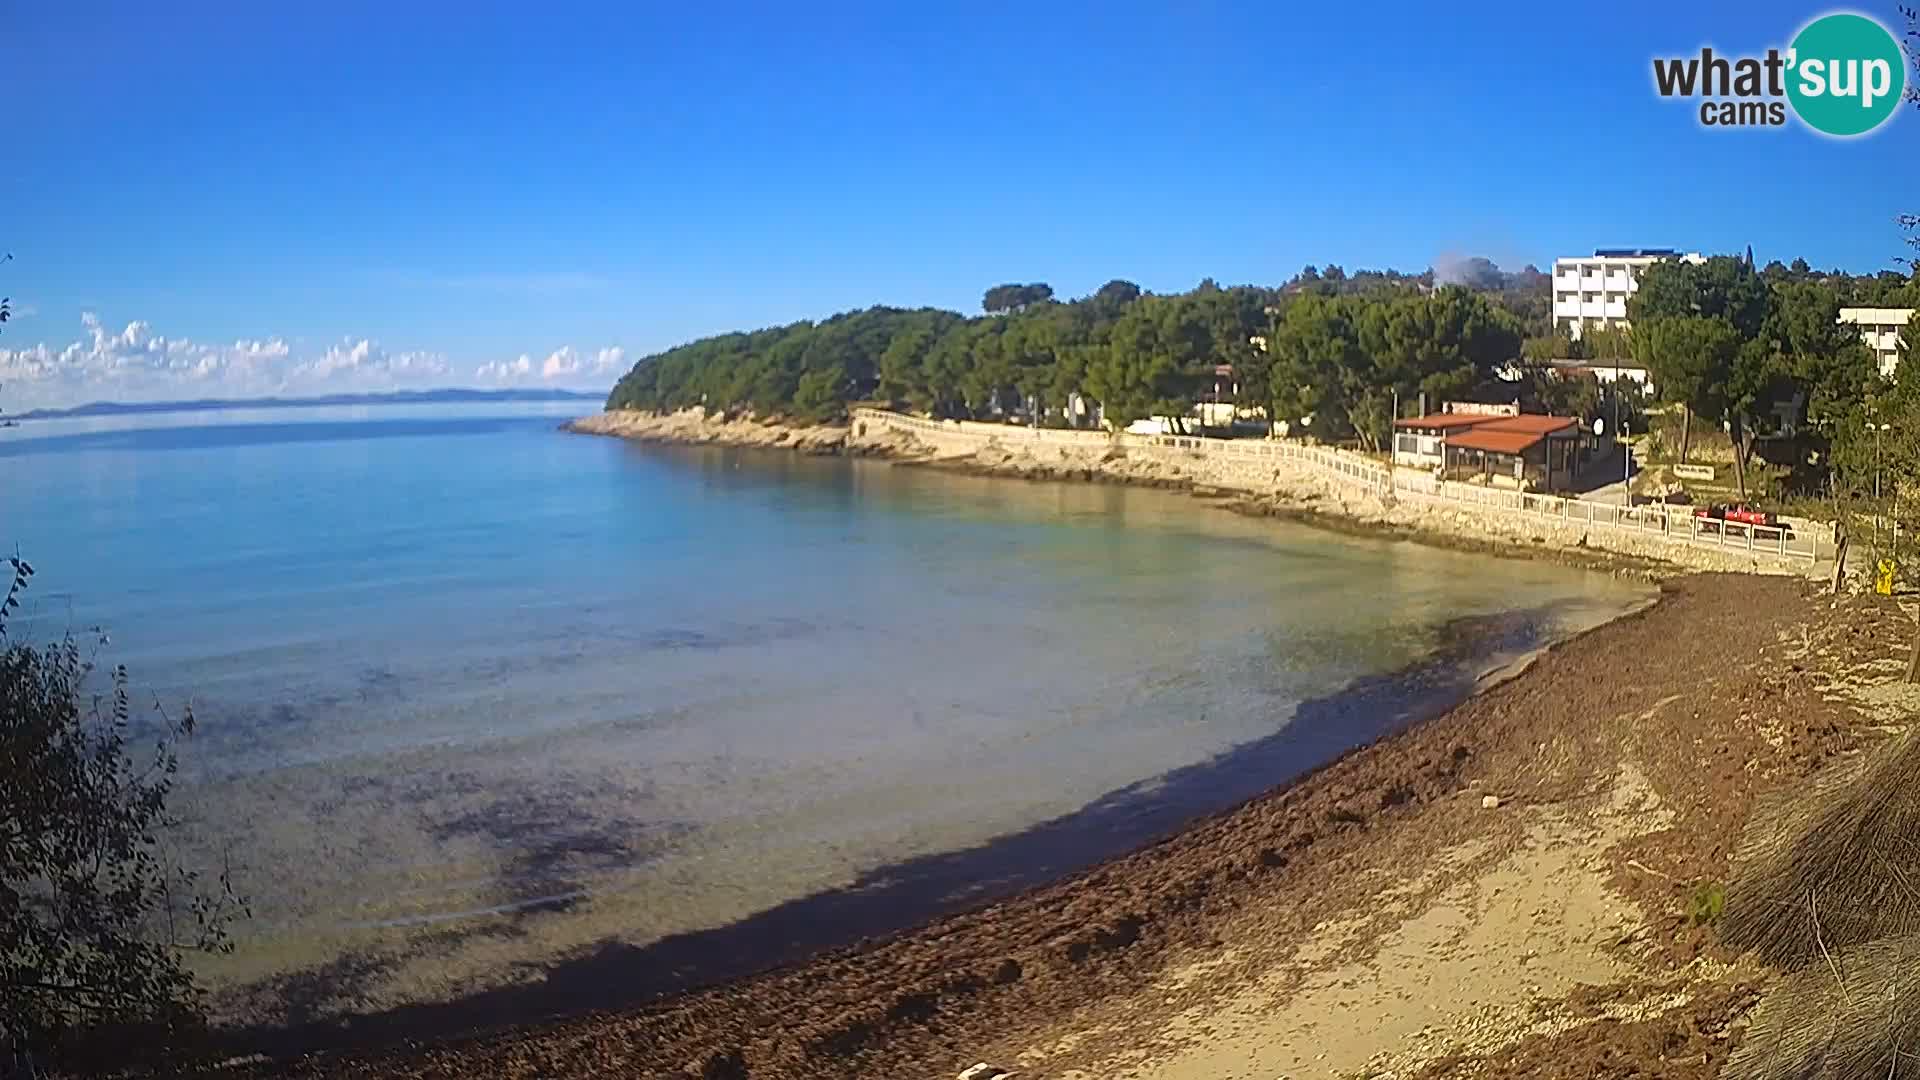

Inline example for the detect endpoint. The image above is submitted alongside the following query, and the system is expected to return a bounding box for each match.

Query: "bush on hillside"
[1,556,246,1072]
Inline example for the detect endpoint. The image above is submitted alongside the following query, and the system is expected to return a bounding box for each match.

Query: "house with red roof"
[1392,403,1591,493]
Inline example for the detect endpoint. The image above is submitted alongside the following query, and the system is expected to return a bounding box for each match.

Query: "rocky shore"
[564,408,1801,578]
[562,409,855,454]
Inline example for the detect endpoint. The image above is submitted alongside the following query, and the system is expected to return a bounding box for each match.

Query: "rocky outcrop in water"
[563,409,854,455]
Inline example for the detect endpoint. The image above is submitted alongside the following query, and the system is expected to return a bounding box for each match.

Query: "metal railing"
[849,409,1819,563]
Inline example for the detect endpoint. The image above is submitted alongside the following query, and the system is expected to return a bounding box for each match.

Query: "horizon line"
[2,386,609,422]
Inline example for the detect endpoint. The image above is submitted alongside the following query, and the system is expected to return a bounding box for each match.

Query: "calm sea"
[0,403,1650,1026]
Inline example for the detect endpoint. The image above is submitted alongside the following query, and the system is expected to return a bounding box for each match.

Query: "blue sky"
[3,0,1915,409]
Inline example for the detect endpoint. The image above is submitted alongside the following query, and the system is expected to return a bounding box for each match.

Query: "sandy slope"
[225,576,1916,1080]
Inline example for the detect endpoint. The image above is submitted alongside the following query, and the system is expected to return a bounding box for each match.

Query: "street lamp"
[1612,355,1621,463]
[1875,421,1893,559]
[1622,415,1631,506]
[1877,422,1892,502]
[1386,386,1399,500]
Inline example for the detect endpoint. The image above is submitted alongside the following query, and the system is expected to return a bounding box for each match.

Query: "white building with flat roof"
[1838,307,1914,378]
[1551,248,1704,339]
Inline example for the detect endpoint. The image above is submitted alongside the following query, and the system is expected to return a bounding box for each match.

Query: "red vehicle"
[1694,503,1786,534]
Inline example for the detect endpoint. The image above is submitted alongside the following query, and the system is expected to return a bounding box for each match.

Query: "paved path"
[1570,445,1637,505]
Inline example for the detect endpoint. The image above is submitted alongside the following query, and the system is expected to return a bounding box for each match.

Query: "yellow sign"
[1876,559,1896,596]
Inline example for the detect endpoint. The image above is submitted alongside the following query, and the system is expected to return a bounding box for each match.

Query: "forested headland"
[605,259,1920,457]
[606,265,1541,443]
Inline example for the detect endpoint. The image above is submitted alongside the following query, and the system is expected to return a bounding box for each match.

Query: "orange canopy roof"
[1478,414,1580,435]
[1447,427,1551,455]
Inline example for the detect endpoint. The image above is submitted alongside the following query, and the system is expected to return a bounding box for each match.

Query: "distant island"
[2,387,605,422]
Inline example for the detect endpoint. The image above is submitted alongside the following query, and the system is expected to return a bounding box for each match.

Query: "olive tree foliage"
[1627,256,1876,499]
[1265,287,1520,450]
[603,258,1894,445]
[1828,346,1920,667]
[1903,7,1920,272]
[1822,40,1920,664]
[1,557,248,1067]
[982,282,1054,315]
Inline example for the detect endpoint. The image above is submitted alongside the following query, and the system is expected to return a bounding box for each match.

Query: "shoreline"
[220,599,1633,1065]
[211,416,1909,1078]
[239,573,1910,1079]
[562,409,1682,581]
[186,412,1892,1078]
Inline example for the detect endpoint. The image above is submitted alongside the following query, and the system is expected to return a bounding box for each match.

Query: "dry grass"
[1725,933,1920,1080]
[1721,728,1920,972]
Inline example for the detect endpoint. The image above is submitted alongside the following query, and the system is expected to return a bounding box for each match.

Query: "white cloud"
[478,346,627,385]
[593,346,626,374]
[475,354,535,381]
[0,312,624,412]
[293,339,451,382]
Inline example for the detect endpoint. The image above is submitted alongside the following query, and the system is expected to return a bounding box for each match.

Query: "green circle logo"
[1786,13,1907,136]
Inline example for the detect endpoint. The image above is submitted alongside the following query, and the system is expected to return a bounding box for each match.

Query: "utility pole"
[1875,421,1890,561]
[1877,423,1885,504]
[1622,416,1631,507]
[1389,387,1399,497]
[1613,355,1624,505]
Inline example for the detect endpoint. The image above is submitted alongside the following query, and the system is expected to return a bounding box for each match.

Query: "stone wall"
[848,409,1821,577]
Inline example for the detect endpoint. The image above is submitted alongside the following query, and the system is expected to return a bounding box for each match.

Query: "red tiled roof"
[1479,414,1580,435]
[1447,428,1549,455]
[1393,413,1505,430]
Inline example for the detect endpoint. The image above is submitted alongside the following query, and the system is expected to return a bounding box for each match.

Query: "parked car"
[1693,503,1791,536]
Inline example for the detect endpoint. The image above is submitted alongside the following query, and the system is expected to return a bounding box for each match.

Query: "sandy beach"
[198,410,1914,1079]
[232,572,1917,1080]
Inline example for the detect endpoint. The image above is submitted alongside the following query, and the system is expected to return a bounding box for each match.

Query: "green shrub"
[1688,881,1727,926]
[2,556,247,1069]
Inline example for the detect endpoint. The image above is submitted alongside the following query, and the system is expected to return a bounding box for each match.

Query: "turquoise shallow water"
[0,403,1650,1022]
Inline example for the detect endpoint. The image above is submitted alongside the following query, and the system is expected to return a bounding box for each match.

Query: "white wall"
[1551,252,1703,339]
[1839,307,1913,378]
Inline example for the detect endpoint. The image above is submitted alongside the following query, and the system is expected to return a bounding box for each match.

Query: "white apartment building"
[1838,307,1914,378]
[1551,248,1704,339]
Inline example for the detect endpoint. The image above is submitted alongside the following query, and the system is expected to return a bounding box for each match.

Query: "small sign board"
[1877,559,1897,597]
[1444,401,1521,417]
[1673,463,1716,481]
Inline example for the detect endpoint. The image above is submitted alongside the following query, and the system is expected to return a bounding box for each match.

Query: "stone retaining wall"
[849,409,1821,577]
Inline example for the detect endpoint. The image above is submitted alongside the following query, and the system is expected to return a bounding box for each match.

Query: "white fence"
[851,408,1821,564]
